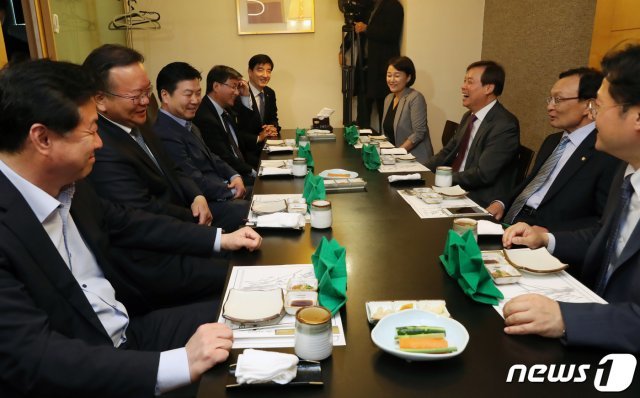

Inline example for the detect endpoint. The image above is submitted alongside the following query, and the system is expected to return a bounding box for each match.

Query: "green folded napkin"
[344,125,359,145]
[297,143,315,172]
[362,144,381,170]
[439,229,504,305]
[312,237,347,315]
[295,128,306,145]
[303,172,326,207]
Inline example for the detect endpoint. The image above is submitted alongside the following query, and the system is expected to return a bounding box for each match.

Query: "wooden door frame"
[21,0,57,59]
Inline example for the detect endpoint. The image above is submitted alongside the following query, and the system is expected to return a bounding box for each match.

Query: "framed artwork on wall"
[236,0,314,35]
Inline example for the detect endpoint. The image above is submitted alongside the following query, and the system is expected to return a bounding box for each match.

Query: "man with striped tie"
[487,68,620,232]
[501,43,640,352]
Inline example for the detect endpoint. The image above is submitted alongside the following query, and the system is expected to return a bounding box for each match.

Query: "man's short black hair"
[467,60,505,96]
[156,62,201,98]
[82,44,144,92]
[0,59,97,153]
[205,65,242,93]
[601,42,640,112]
[558,67,603,100]
[248,54,274,71]
[388,56,416,87]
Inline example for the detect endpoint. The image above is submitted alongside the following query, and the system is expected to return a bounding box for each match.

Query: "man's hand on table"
[220,226,262,251]
[503,293,565,338]
[502,222,548,249]
[185,323,233,382]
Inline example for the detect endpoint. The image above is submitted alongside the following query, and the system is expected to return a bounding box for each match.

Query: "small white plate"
[432,185,468,197]
[396,154,416,162]
[319,169,358,179]
[371,310,469,361]
[222,289,285,326]
[251,200,287,215]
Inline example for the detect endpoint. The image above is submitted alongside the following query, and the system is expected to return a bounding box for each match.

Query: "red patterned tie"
[452,114,477,172]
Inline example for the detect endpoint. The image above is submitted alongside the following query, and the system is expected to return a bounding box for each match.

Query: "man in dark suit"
[487,68,620,232]
[426,61,520,207]
[154,62,250,231]
[0,59,257,397]
[502,43,640,352]
[83,44,214,226]
[194,65,263,180]
[81,45,262,304]
[234,54,280,139]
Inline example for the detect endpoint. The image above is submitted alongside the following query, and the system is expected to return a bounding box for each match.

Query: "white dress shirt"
[526,122,594,208]
[0,160,191,395]
[459,99,497,171]
[546,164,640,264]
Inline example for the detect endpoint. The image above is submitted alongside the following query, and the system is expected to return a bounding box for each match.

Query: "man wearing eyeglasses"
[82,45,262,306]
[193,65,262,181]
[486,68,620,232]
[501,43,640,352]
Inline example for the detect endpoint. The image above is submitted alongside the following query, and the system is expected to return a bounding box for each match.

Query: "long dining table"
[196,129,639,398]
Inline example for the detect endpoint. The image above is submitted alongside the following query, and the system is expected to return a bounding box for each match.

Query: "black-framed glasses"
[588,100,627,119]
[546,96,580,105]
[105,86,154,104]
[221,82,240,92]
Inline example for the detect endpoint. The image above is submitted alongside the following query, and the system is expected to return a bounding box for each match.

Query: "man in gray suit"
[502,43,640,352]
[426,61,520,207]
[154,62,250,231]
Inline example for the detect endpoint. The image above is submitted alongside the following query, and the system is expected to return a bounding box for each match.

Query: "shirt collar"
[473,99,497,123]
[624,164,640,205]
[207,95,226,118]
[249,82,262,97]
[0,159,64,223]
[563,121,595,147]
[159,108,189,128]
[99,114,133,134]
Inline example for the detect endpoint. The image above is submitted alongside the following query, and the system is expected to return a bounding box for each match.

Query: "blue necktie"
[504,136,570,223]
[595,175,634,295]
[131,128,163,173]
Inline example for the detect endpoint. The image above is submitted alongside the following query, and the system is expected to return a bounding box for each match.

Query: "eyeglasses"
[546,96,580,105]
[587,100,628,119]
[221,82,240,92]
[105,86,154,104]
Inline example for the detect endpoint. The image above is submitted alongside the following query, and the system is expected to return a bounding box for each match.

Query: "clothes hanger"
[108,0,161,30]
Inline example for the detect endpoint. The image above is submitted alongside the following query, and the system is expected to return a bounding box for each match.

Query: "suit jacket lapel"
[249,90,262,122]
[98,116,163,176]
[393,88,410,131]
[540,130,596,205]
[467,103,499,158]
[0,175,109,338]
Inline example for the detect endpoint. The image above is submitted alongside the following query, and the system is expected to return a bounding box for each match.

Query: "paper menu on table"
[218,264,347,349]
[492,270,606,318]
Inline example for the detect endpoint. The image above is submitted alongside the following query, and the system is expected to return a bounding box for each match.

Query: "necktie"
[258,92,266,123]
[131,128,163,173]
[221,111,245,161]
[595,175,634,295]
[504,136,570,223]
[451,114,477,172]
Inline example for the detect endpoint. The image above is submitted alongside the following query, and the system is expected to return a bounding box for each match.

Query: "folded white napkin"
[260,167,292,176]
[267,146,294,153]
[359,128,373,135]
[477,220,504,235]
[388,173,421,183]
[307,129,332,135]
[235,349,299,385]
[379,141,395,149]
[256,212,305,228]
[381,148,408,155]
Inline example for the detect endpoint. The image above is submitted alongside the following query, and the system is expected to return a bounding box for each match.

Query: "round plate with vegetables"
[370,309,469,361]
